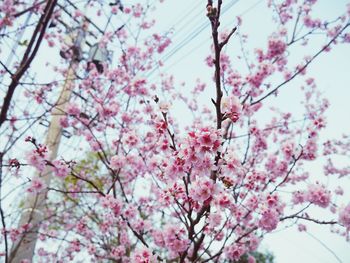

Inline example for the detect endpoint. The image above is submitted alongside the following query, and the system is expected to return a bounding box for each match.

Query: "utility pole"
[9,19,88,263]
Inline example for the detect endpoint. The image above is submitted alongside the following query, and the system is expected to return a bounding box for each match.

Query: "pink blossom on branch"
[2,0,350,262]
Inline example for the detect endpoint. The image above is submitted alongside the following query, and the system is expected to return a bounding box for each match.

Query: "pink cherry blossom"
[339,203,350,229]
[307,183,331,208]
[259,210,279,232]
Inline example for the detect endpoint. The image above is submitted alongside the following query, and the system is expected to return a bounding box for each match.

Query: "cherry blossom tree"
[0,0,350,262]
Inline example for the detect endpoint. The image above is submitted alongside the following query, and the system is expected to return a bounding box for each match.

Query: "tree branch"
[0,0,57,127]
[251,22,350,106]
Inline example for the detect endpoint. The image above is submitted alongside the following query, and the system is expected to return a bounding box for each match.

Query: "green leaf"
[19,39,28,46]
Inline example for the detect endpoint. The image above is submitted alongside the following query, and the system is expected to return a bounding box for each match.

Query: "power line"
[164,0,240,61]
[146,0,240,79]
[169,0,205,40]
[149,0,264,79]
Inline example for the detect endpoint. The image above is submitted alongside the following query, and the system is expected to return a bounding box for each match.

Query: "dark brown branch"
[120,215,163,261]
[270,149,303,193]
[47,187,101,195]
[212,0,223,130]
[251,22,350,106]
[241,115,251,165]
[219,27,237,49]
[70,171,105,197]
[0,61,13,76]
[161,112,177,151]
[181,2,229,261]
[0,0,57,127]
[281,215,337,225]
[13,0,46,18]
[290,9,302,44]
